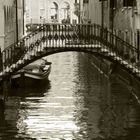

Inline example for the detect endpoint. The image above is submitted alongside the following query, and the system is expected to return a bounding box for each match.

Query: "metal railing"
[1,23,140,78]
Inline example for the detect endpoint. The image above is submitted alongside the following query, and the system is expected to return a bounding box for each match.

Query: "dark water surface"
[0,52,140,140]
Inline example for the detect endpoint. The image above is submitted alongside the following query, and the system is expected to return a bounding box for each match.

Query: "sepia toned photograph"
[0,0,140,139]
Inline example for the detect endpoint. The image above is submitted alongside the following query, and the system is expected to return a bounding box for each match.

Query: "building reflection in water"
[0,81,51,140]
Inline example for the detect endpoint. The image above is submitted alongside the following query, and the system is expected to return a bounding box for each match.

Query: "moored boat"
[11,59,51,88]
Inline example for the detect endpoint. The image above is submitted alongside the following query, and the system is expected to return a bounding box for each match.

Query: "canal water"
[0,52,140,140]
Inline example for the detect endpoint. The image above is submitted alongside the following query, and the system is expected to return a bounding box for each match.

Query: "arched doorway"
[61,2,70,24]
[50,2,58,23]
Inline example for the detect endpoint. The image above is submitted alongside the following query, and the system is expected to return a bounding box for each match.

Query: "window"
[110,0,117,8]
[133,0,136,7]
[40,0,45,20]
[83,0,89,4]
[123,0,134,7]
[50,2,58,21]
[61,2,70,23]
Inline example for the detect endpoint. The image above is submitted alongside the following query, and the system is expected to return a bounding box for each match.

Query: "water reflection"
[0,52,140,140]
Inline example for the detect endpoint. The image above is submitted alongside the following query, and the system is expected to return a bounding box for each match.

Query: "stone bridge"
[0,24,140,82]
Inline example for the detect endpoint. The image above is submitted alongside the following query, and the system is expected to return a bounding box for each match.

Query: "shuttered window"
[123,0,134,7]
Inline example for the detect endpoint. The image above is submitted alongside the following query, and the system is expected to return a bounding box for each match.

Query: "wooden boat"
[11,59,51,88]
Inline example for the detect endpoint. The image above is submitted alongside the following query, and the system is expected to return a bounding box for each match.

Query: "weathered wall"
[106,0,140,46]
[0,0,16,51]
[0,0,24,51]
[0,1,5,51]
[17,0,24,39]
[82,0,102,25]
[82,0,140,47]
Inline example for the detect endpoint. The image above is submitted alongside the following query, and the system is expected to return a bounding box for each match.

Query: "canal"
[0,52,140,140]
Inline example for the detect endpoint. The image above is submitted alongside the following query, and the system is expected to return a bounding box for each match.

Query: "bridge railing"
[1,27,42,70]
[40,24,139,64]
[71,24,139,69]
[1,23,140,76]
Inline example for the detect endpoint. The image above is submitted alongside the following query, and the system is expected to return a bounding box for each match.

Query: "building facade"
[25,0,79,25]
[0,0,24,51]
[82,0,140,48]
[108,0,138,46]
[81,0,102,24]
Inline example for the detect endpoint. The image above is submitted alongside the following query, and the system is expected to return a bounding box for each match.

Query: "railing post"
[12,46,14,64]
[5,50,7,68]
[87,24,91,44]
[0,48,2,71]
[93,24,96,44]
[137,30,140,61]
[7,49,10,68]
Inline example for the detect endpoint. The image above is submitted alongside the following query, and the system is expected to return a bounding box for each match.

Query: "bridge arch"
[2,47,130,78]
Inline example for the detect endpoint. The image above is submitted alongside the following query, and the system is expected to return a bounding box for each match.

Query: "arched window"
[40,0,45,21]
[50,2,58,22]
[61,2,70,23]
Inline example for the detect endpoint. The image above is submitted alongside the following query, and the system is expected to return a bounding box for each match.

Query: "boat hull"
[11,66,51,88]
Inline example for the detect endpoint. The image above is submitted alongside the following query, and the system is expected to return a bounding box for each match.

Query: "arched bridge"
[0,24,140,82]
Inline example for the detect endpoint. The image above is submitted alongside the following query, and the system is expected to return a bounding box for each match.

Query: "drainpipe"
[16,0,18,42]
[101,0,104,29]
[79,0,81,24]
[110,1,114,33]
[23,0,25,35]
[101,0,104,39]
